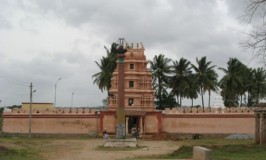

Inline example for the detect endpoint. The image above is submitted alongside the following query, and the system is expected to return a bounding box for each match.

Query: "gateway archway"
[127,116,139,133]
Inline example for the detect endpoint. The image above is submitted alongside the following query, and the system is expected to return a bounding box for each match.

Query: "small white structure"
[193,146,212,160]
[3,107,12,112]
[212,95,224,108]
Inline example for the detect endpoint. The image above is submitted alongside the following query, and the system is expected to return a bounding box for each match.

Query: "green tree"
[92,43,118,95]
[170,58,192,106]
[191,56,216,111]
[186,74,199,108]
[154,91,177,109]
[241,68,255,106]
[7,105,21,110]
[149,54,171,109]
[250,68,266,105]
[219,58,248,107]
[205,70,219,108]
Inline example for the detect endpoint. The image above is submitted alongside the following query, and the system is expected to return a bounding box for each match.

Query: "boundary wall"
[2,108,100,135]
[2,107,255,135]
[162,107,254,134]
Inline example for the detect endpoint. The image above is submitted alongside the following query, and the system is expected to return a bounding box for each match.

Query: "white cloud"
[0,0,260,107]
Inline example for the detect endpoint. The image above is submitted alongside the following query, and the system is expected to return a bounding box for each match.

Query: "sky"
[0,0,261,107]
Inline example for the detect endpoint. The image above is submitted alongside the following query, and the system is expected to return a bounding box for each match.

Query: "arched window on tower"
[129,81,134,88]
[129,64,134,69]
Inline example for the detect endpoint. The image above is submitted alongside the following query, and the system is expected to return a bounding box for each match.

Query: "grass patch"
[166,144,266,160]
[0,137,46,160]
[212,144,266,160]
[131,138,266,160]
[0,146,40,160]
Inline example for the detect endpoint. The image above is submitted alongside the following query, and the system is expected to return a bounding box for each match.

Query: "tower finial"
[116,38,127,54]
[118,38,125,47]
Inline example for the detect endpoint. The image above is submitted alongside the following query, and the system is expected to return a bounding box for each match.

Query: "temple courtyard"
[0,136,265,160]
[0,137,178,160]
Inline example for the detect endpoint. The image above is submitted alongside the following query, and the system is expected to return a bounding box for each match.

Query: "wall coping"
[2,113,99,118]
[254,107,266,112]
[163,107,254,114]
[163,113,254,118]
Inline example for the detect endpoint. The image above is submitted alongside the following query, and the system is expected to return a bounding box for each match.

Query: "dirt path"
[40,139,179,160]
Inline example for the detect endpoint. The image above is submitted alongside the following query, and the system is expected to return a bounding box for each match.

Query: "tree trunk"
[191,98,194,113]
[247,91,250,107]
[179,95,182,107]
[158,78,162,108]
[176,95,179,107]
[256,88,260,105]
[201,86,205,111]
[208,90,211,108]
[240,95,243,107]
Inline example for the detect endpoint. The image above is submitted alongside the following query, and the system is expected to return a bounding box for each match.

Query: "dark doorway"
[128,116,138,133]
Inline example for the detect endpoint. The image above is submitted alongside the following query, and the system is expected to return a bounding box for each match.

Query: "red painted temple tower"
[100,41,162,135]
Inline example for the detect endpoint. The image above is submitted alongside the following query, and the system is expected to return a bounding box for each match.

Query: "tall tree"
[205,70,219,108]
[250,68,266,105]
[191,56,216,111]
[149,54,171,109]
[170,58,192,106]
[92,43,118,95]
[186,74,199,108]
[219,58,248,107]
[240,68,254,106]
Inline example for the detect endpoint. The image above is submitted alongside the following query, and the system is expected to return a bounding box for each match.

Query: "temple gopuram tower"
[100,42,162,136]
[108,42,154,111]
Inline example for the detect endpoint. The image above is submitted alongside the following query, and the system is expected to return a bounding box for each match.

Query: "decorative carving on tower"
[108,42,155,112]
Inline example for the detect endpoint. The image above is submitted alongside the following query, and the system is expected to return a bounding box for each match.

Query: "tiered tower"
[108,42,155,111]
[100,42,160,135]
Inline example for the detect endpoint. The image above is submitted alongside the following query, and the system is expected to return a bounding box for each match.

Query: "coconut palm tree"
[239,68,254,106]
[170,58,192,106]
[186,74,199,108]
[218,58,248,107]
[191,56,216,111]
[205,70,219,108]
[92,43,118,95]
[250,68,266,105]
[149,54,171,109]
[92,56,112,93]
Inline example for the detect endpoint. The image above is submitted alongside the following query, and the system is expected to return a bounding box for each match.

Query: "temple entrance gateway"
[101,41,159,137]
[128,116,138,133]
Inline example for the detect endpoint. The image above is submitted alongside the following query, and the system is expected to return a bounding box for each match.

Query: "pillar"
[126,117,129,134]
[140,116,143,134]
[254,107,266,145]
[157,112,163,134]
[261,113,266,144]
[255,113,260,144]
[116,53,126,139]
[143,116,146,136]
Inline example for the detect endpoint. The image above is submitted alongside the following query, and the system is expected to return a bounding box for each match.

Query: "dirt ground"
[39,138,180,160]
